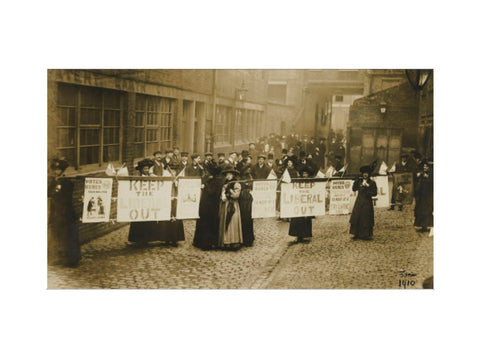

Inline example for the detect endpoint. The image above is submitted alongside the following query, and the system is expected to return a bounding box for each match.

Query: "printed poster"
[392,172,414,205]
[251,180,277,218]
[329,179,355,215]
[117,177,173,222]
[82,178,113,222]
[280,180,326,218]
[176,178,201,219]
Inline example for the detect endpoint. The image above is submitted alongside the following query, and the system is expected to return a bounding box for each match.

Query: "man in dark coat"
[265,153,277,177]
[349,165,378,240]
[251,154,269,179]
[185,153,205,178]
[203,152,218,178]
[151,151,164,176]
[414,160,433,232]
[236,150,250,174]
[48,159,81,266]
[161,148,176,175]
[178,152,189,173]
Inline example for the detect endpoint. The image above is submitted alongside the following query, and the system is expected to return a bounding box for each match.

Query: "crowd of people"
[47,131,433,266]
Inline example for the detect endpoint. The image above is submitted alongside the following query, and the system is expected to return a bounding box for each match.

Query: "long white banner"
[251,180,277,218]
[280,181,326,218]
[117,178,173,222]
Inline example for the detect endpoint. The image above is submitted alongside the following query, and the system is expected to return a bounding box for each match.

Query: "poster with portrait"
[392,172,414,205]
[82,178,113,223]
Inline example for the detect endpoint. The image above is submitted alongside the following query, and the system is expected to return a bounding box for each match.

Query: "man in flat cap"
[185,153,205,178]
[251,154,270,179]
[178,152,189,173]
[151,150,164,176]
[161,148,176,175]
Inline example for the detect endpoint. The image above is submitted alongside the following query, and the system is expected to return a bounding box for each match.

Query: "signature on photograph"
[398,269,417,288]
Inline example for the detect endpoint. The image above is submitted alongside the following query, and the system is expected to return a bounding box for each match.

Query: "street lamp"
[405,69,432,90]
[379,101,387,118]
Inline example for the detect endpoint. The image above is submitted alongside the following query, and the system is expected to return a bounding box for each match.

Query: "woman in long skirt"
[349,165,378,240]
[218,167,243,250]
[128,158,184,247]
[414,160,433,232]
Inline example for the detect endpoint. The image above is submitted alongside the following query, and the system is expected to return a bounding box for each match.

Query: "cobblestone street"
[48,204,432,289]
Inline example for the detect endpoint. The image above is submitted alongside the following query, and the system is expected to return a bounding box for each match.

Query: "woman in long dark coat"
[349,165,378,240]
[414,160,433,232]
[193,173,223,250]
[48,159,81,266]
[239,163,255,247]
[128,159,185,247]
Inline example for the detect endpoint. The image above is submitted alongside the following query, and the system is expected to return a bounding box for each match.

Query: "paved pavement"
[48,204,433,289]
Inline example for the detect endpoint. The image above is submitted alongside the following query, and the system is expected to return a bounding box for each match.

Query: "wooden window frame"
[56,83,123,171]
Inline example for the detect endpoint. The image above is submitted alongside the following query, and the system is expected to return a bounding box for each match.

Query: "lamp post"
[405,69,432,90]
[379,101,387,119]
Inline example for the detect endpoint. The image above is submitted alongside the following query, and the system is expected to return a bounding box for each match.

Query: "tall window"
[234,109,245,142]
[215,105,231,144]
[135,94,174,158]
[56,83,122,168]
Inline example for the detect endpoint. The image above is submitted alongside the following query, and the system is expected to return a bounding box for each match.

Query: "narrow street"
[48,204,433,289]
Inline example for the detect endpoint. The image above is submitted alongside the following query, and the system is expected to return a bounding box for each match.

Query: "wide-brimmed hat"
[360,165,373,174]
[135,158,154,170]
[221,166,240,176]
[298,165,313,176]
[50,158,69,172]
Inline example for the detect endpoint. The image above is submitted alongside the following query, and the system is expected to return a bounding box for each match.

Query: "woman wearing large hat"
[217,165,243,250]
[128,158,185,247]
[349,165,378,240]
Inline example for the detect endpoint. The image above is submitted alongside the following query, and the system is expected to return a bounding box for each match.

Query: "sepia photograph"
[5,2,480,356]
[47,69,434,289]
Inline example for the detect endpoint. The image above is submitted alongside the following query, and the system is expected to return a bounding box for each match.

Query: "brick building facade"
[347,81,422,173]
[48,69,301,242]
